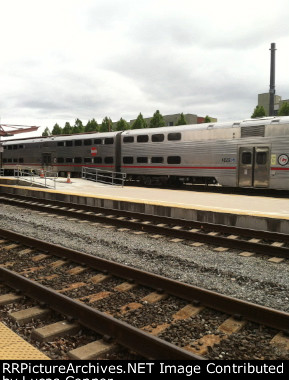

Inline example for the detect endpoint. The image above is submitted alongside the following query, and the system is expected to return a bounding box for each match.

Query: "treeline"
[42,111,212,136]
[251,102,289,118]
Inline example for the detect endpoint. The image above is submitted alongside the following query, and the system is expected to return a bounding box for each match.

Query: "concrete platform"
[0,177,289,233]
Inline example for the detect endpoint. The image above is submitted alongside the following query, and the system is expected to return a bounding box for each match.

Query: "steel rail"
[0,267,203,360]
[1,193,289,258]
[0,228,288,332]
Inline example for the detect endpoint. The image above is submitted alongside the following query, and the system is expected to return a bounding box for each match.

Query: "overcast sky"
[1,0,289,136]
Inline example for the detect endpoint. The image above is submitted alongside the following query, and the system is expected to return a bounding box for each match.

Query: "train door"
[42,153,51,169]
[238,146,270,188]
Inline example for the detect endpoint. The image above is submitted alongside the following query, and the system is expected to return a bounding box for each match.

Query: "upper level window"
[137,135,149,143]
[66,141,73,147]
[84,139,92,146]
[74,140,82,146]
[57,141,65,146]
[123,136,134,143]
[168,132,181,141]
[94,138,102,144]
[152,134,164,142]
[104,138,114,145]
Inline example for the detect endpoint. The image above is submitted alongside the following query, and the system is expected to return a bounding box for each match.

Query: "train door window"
[123,136,134,143]
[93,157,102,164]
[167,156,181,164]
[66,158,73,163]
[241,152,252,165]
[168,133,181,141]
[84,139,92,146]
[104,157,114,164]
[137,157,148,163]
[57,157,64,163]
[105,138,114,145]
[94,138,102,144]
[256,151,267,165]
[84,157,92,163]
[66,141,73,147]
[137,135,149,143]
[57,141,65,146]
[151,156,163,163]
[123,157,134,164]
[74,140,82,146]
[74,157,82,163]
[152,134,164,142]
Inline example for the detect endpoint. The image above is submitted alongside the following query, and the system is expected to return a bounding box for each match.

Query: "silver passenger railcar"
[1,116,289,190]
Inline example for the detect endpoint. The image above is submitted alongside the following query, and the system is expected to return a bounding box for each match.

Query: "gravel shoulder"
[0,203,288,313]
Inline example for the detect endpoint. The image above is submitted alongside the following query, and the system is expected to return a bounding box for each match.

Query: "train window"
[151,157,163,163]
[104,138,114,145]
[104,157,114,164]
[94,138,102,144]
[74,157,82,163]
[167,156,181,164]
[57,141,65,146]
[13,145,18,149]
[66,141,73,147]
[18,145,24,149]
[137,135,149,143]
[66,158,73,163]
[13,158,18,162]
[74,140,82,146]
[137,157,148,163]
[256,152,267,165]
[84,157,92,163]
[93,157,102,164]
[152,134,164,142]
[8,158,12,162]
[19,158,24,163]
[241,152,252,165]
[57,157,64,163]
[8,146,12,150]
[168,133,181,141]
[84,139,92,146]
[123,136,134,143]
[3,159,7,163]
[123,156,134,164]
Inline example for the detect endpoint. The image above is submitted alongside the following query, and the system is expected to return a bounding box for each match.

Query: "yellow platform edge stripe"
[0,322,49,360]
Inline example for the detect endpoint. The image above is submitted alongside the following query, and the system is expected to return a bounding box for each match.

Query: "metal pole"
[269,42,276,116]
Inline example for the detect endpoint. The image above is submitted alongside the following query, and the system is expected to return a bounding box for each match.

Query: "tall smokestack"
[269,42,276,116]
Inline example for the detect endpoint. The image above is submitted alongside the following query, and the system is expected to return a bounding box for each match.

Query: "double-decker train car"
[1,116,289,190]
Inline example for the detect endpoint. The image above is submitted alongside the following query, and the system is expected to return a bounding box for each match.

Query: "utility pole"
[269,42,276,116]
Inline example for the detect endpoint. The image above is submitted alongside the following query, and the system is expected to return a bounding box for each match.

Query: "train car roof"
[1,130,120,145]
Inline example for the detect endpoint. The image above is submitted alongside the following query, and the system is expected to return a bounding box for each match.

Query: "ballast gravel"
[0,203,288,313]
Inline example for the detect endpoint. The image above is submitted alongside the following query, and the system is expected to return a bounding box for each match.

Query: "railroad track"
[0,193,289,261]
[0,228,289,360]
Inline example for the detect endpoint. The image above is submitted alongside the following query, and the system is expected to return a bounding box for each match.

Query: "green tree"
[176,113,187,126]
[115,118,130,131]
[72,118,84,134]
[131,113,147,129]
[100,116,113,132]
[251,105,266,118]
[278,102,289,116]
[62,122,73,135]
[51,123,62,135]
[85,119,99,132]
[42,127,51,136]
[203,115,212,123]
[149,110,165,128]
